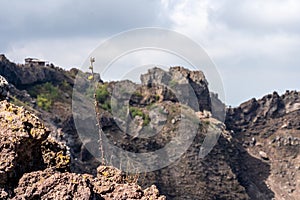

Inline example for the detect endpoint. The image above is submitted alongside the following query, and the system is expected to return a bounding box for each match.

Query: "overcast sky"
[1,0,299,106]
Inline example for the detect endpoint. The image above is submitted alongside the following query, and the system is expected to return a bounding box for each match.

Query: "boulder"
[0,101,49,187]
[13,169,98,200]
[13,166,166,200]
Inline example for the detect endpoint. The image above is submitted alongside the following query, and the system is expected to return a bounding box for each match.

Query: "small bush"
[143,114,151,126]
[96,84,109,103]
[101,101,111,111]
[129,107,151,126]
[28,82,59,99]
[86,83,111,111]
[29,82,59,111]
[96,84,111,111]
[60,80,71,92]
[37,94,52,111]
[129,107,144,118]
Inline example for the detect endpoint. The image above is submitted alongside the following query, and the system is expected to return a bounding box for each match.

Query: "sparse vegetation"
[10,96,32,111]
[28,82,59,98]
[86,83,111,111]
[95,84,109,103]
[28,82,59,111]
[143,114,151,126]
[129,107,151,126]
[129,107,144,118]
[37,94,52,111]
[60,80,71,92]
[96,84,111,111]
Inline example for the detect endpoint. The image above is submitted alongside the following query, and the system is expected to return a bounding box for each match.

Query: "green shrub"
[28,82,59,99]
[29,82,59,111]
[101,101,111,111]
[129,107,144,118]
[60,80,71,92]
[86,83,111,111]
[37,94,52,111]
[96,84,109,103]
[143,114,151,126]
[129,107,151,126]
[95,84,112,111]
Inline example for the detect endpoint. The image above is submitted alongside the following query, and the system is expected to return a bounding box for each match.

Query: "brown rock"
[0,101,49,187]
[13,169,97,200]
[13,166,166,200]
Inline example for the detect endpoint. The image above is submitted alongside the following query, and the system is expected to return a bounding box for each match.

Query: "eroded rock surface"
[140,67,211,112]
[0,101,49,187]
[226,91,300,200]
[0,100,165,199]
[13,166,165,200]
[1,55,299,199]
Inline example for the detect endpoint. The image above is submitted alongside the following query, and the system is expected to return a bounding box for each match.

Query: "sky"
[1,0,299,106]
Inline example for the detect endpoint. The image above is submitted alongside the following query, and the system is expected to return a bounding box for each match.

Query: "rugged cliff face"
[226,91,300,200]
[140,67,211,112]
[0,55,299,199]
[71,65,250,199]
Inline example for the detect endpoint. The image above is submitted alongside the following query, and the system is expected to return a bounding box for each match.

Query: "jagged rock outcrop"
[41,136,71,171]
[13,166,165,200]
[13,169,98,199]
[226,91,300,200]
[70,66,251,199]
[0,101,50,188]
[226,91,300,132]
[140,67,211,112]
[0,101,70,198]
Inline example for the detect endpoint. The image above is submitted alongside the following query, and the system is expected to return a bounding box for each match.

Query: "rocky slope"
[0,100,165,199]
[0,55,299,199]
[226,91,300,200]
[0,54,74,89]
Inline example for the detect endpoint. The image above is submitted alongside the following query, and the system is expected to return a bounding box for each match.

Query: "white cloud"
[214,0,300,32]
[1,0,300,105]
[1,0,171,68]
[162,0,300,105]
[6,37,99,68]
